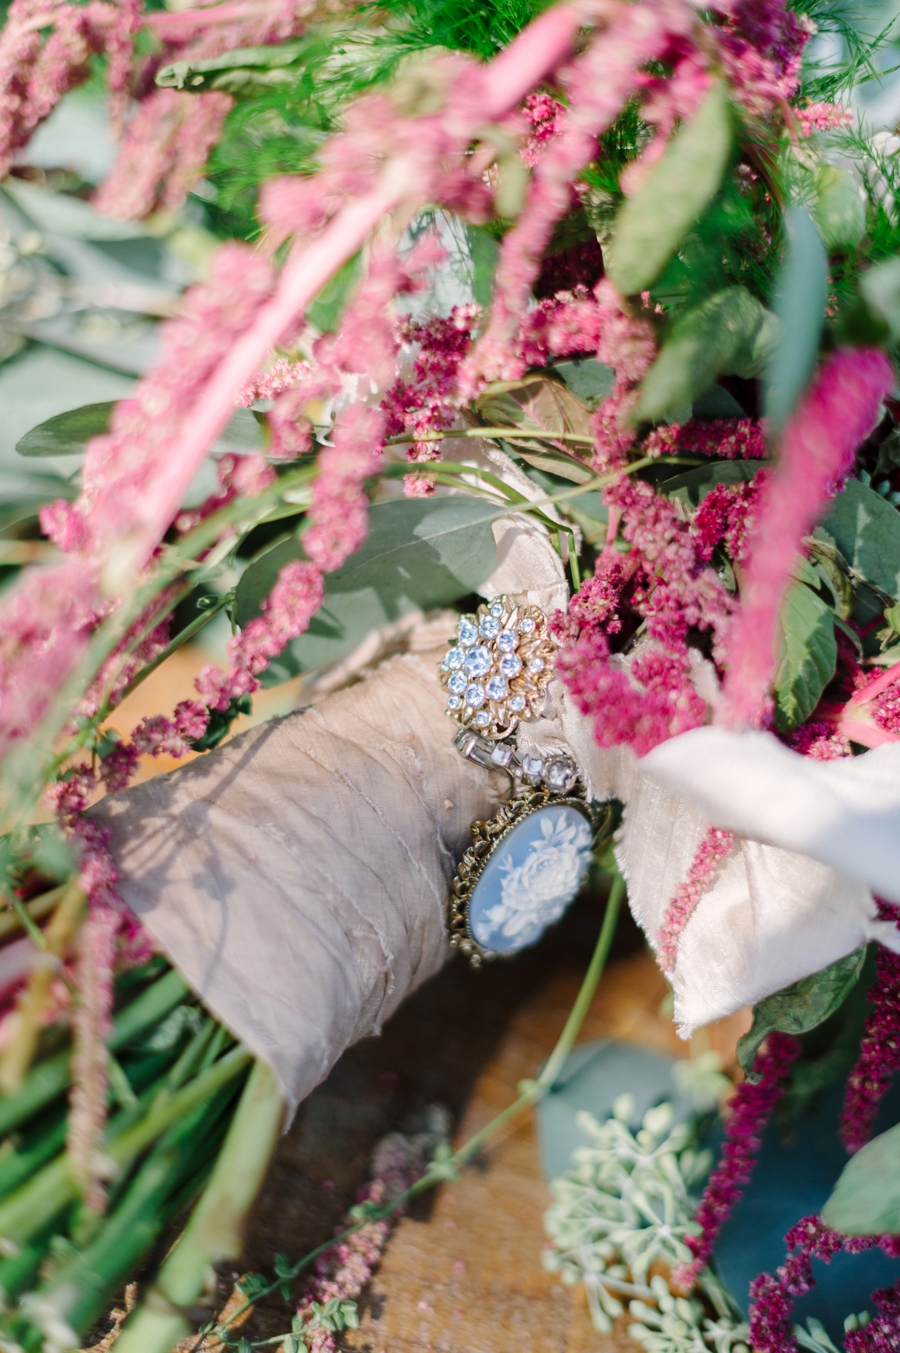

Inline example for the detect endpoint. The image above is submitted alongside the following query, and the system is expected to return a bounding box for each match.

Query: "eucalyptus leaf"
[692,383,747,419]
[737,947,866,1079]
[605,80,732,296]
[551,358,614,409]
[860,256,900,341]
[2,180,146,242]
[307,253,363,333]
[822,1121,900,1235]
[16,401,115,456]
[466,225,499,309]
[658,459,764,507]
[635,288,767,423]
[235,497,502,680]
[821,476,900,600]
[764,207,827,431]
[773,581,837,732]
[815,166,866,252]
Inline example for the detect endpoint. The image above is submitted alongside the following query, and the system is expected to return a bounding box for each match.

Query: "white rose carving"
[482,811,593,948]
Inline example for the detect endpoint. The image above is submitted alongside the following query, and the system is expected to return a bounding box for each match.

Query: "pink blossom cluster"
[295,1130,433,1352]
[41,243,276,567]
[691,474,768,565]
[466,0,693,389]
[94,88,234,221]
[674,1032,801,1292]
[520,90,565,168]
[197,558,323,709]
[0,561,98,762]
[718,348,894,730]
[749,1216,900,1353]
[840,903,900,1153]
[516,286,603,366]
[655,825,735,975]
[95,0,322,219]
[785,717,851,761]
[554,473,733,755]
[715,0,813,118]
[796,101,853,136]
[238,356,310,406]
[642,417,767,461]
[382,304,480,491]
[174,451,276,535]
[0,0,139,177]
[590,281,657,472]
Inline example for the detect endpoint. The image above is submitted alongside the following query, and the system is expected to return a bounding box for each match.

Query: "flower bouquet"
[2,0,900,1344]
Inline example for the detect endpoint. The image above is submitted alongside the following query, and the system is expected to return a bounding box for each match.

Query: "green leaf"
[822,1121,900,1234]
[658,458,764,508]
[605,80,732,296]
[634,288,767,423]
[860,256,900,342]
[156,38,308,91]
[821,476,900,599]
[814,165,866,252]
[764,206,827,431]
[773,581,837,732]
[17,401,115,456]
[235,496,502,682]
[466,225,499,309]
[737,947,865,1079]
[691,383,746,420]
[551,358,614,409]
[307,252,363,333]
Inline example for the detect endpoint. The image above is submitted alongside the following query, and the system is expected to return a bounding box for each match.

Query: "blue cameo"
[468,804,593,954]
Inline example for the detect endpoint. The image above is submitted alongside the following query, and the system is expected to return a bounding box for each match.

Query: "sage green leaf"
[235,496,502,682]
[861,256,900,341]
[773,581,837,732]
[156,39,308,91]
[307,253,363,333]
[605,80,732,296]
[466,226,499,309]
[822,476,900,599]
[475,375,593,443]
[635,288,767,423]
[552,359,614,409]
[692,383,747,419]
[823,1121,900,1234]
[737,947,865,1078]
[815,165,866,252]
[658,459,764,508]
[17,401,115,456]
[764,207,827,431]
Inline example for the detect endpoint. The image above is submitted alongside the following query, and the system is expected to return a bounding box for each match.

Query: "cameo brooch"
[440,598,601,968]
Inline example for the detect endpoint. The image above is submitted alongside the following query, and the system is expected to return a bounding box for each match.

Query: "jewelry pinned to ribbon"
[440,597,600,968]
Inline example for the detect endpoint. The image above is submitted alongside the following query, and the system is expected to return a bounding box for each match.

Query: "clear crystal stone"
[545,758,576,791]
[465,683,486,708]
[497,629,518,653]
[490,600,504,617]
[448,671,466,695]
[500,654,522,679]
[480,615,501,640]
[528,657,545,674]
[509,694,526,712]
[440,657,450,671]
[447,695,462,711]
[486,675,508,701]
[446,646,464,669]
[464,645,492,679]
[521,754,544,778]
[519,616,536,634]
[474,709,491,727]
[491,743,515,769]
[458,618,478,647]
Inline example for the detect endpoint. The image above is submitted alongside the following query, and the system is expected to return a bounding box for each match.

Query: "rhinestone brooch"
[438,596,557,739]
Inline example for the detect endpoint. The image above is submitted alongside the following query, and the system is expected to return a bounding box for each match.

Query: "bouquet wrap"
[95,512,900,1108]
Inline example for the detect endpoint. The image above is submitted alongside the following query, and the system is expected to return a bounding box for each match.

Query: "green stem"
[211,874,625,1341]
[385,427,597,446]
[113,595,230,708]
